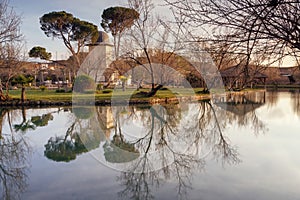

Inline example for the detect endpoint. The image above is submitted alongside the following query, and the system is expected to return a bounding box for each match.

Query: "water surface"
[0,91,299,200]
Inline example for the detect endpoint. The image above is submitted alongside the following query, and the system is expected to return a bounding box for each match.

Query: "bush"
[56,89,65,93]
[159,87,169,91]
[72,107,94,119]
[102,89,112,94]
[40,85,47,91]
[96,83,103,91]
[73,74,95,93]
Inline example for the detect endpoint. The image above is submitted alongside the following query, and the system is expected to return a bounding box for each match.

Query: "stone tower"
[85,31,114,82]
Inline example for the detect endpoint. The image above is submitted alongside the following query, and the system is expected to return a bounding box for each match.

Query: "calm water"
[1,91,300,200]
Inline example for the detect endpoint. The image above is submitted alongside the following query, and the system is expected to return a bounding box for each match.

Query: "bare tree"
[167,0,300,59]
[0,0,22,100]
[166,0,300,86]
[0,0,22,45]
[0,42,26,100]
[123,0,186,96]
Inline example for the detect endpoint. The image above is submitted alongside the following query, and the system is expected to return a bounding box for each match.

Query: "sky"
[7,0,296,67]
[9,0,137,60]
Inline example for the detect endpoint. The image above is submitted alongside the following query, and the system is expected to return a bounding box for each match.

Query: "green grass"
[8,87,211,102]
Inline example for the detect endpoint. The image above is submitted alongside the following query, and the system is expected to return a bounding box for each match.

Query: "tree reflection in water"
[111,100,245,200]
[40,91,267,200]
[13,107,55,134]
[214,91,267,135]
[0,108,31,200]
[0,92,270,200]
[44,107,105,162]
[108,92,268,199]
[290,89,300,116]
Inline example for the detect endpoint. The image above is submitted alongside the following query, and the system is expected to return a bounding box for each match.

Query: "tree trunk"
[0,89,5,101]
[5,79,11,100]
[147,84,163,97]
[21,84,26,102]
[122,81,125,91]
[0,109,7,138]
[0,79,5,101]
[21,107,26,124]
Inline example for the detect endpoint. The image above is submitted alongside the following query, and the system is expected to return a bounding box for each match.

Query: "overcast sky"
[9,0,134,60]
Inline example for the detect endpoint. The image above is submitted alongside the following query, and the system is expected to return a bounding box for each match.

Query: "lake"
[0,91,300,200]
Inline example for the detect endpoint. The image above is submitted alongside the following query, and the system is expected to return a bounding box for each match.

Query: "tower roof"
[96,31,110,43]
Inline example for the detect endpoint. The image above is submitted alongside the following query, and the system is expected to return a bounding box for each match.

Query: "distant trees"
[28,46,52,60]
[40,11,99,77]
[101,6,139,58]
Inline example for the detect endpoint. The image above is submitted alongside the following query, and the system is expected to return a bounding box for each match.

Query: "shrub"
[102,89,112,94]
[96,83,103,91]
[159,87,169,91]
[40,85,47,91]
[73,74,95,93]
[56,89,65,93]
[72,107,94,119]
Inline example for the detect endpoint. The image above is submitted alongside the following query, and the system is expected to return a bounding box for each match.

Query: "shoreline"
[0,95,212,108]
[0,89,269,108]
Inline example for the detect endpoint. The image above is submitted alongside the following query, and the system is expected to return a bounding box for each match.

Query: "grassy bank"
[7,87,210,102]
[256,84,300,89]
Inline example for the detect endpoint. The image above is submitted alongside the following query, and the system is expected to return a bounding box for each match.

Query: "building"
[220,65,267,89]
[85,31,114,83]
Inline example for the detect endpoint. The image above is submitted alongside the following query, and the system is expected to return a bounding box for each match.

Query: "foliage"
[101,6,139,36]
[96,83,103,91]
[103,135,140,163]
[40,11,98,45]
[102,89,112,94]
[44,138,77,162]
[55,89,65,93]
[12,75,34,86]
[72,107,94,119]
[40,11,98,70]
[13,121,35,133]
[73,74,95,93]
[101,6,139,57]
[31,114,54,127]
[186,73,203,88]
[39,85,47,91]
[28,46,52,60]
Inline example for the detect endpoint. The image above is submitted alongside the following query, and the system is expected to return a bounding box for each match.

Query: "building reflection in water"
[213,91,267,134]
[96,107,114,139]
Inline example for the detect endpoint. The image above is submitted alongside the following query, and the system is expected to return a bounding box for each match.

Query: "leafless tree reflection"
[290,90,300,116]
[266,90,279,108]
[108,99,247,199]
[0,108,31,200]
[38,92,267,199]
[104,91,268,199]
